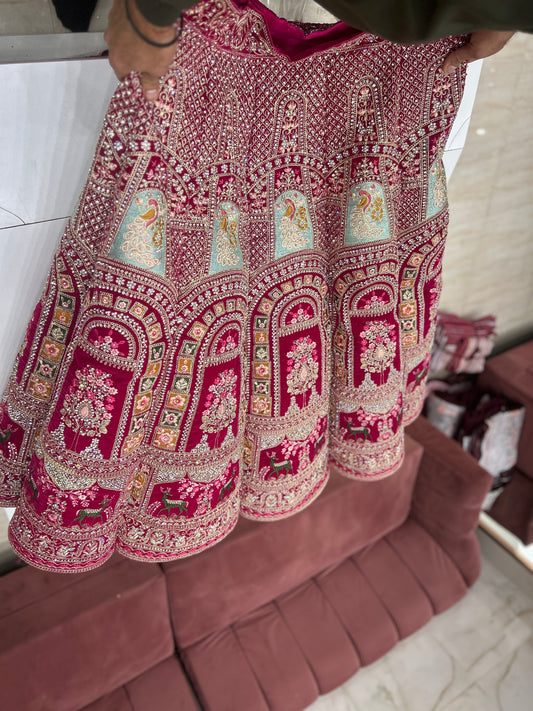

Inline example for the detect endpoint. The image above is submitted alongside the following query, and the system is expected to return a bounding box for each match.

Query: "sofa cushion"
[82,688,133,711]
[182,514,476,711]
[276,579,360,694]
[183,627,270,711]
[487,468,533,544]
[316,555,400,666]
[353,537,434,638]
[407,416,492,586]
[478,340,533,480]
[163,435,423,647]
[0,556,174,711]
[386,518,468,613]
[82,657,199,711]
[232,603,320,711]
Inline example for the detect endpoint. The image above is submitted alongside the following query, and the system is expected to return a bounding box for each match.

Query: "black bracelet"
[124,0,182,48]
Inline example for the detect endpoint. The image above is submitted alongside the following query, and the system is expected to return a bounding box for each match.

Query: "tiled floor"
[0,0,113,35]
[304,542,533,711]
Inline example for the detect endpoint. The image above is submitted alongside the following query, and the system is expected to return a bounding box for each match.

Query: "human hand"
[104,0,178,101]
[442,30,515,75]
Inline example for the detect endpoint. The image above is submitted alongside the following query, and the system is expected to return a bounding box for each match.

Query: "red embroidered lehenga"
[0,0,465,572]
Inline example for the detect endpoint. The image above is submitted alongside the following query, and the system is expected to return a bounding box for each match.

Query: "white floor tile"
[441,683,499,711]
[0,58,117,224]
[477,640,533,711]
[0,0,54,36]
[88,0,113,32]
[0,32,107,63]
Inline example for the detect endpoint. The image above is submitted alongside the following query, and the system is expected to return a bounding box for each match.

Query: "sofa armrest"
[406,416,492,586]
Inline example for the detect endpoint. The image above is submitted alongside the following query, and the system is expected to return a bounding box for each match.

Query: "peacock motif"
[274,190,313,257]
[346,182,390,244]
[210,201,243,273]
[109,190,167,274]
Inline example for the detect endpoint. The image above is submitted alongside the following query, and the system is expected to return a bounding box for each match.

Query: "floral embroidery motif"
[280,100,299,153]
[210,201,243,272]
[201,369,238,434]
[275,190,313,258]
[0,0,465,571]
[360,321,396,376]
[286,336,319,396]
[60,366,118,437]
[109,190,166,274]
[346,182,390,244]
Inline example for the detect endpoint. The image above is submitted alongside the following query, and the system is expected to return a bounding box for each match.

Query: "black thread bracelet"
[125,0,182,48]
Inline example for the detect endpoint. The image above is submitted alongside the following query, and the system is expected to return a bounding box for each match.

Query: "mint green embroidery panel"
[274,190,313,259]
[345,182,390,246]
[209,202,243,274]
[109,190,166,275]
[427,159,448,218]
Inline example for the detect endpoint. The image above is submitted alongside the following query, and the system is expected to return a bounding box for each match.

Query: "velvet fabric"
[0,416,492,710]
[315,557,399,664]
[488,467,533,544]
[82,657,199,711]
[183,627,271,711]
[479,340,533,481]
[231,0,362,59]
[353,537,434,637]
[1,0,467,573]
[276,579,360,693]
[181,513,477,710]
[407,416,492,586]
[163,434,422,647]
[0,558,174,711]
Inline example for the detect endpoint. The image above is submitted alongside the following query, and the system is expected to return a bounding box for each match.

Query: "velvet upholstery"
[276,579,360,693]
[0,557,174,711]
[82,688,133,711]
[183,627,270,711]
[315,558,399,665]
[353,537,434,637]
[478,340,533,545]
[406,416,492,586]
[0,417,492,710]
[232,603,320,711]
[386,519,468,612]
[81,657,199,711]
[163,435,422,648]
[176,419,491,711]
[488,468,533,544]
[478,340,533,480]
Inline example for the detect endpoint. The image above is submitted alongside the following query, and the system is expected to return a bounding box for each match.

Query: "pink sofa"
[0,417,491,711]
[478,340,533,544]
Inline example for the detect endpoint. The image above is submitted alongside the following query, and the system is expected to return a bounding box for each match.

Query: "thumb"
[442,45,473,75]
[140,72,160,102]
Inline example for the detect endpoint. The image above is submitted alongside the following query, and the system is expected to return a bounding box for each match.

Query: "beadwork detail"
[0,0,466,572]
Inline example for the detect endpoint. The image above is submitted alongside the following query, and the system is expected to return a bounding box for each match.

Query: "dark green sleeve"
[134,0,532,40]
[134,0,192,27]
[316,0,532,42]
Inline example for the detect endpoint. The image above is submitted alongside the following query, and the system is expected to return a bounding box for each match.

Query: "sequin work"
[0,0,466,572]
